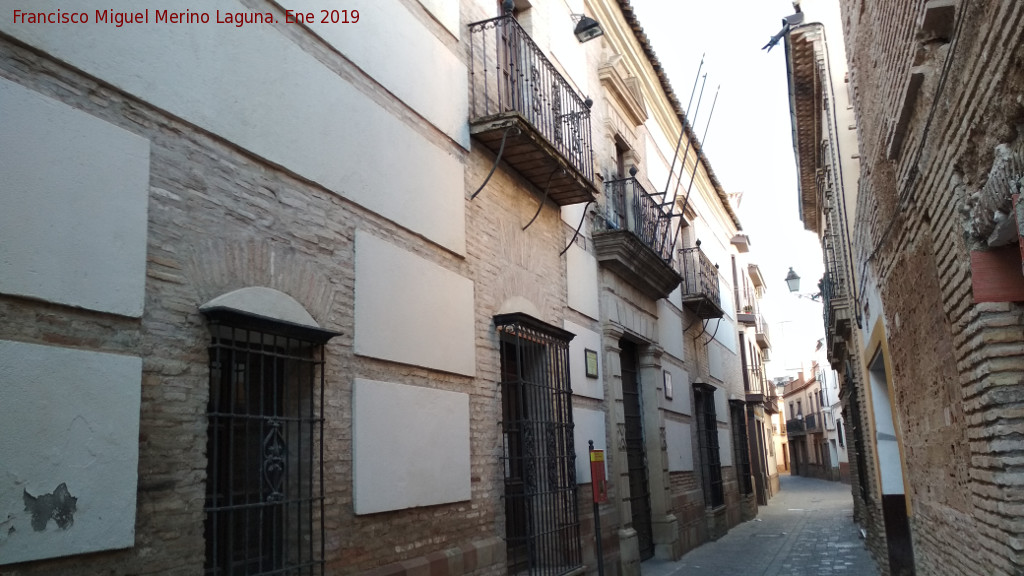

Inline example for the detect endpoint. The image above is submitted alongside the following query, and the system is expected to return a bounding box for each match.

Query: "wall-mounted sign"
[585,348,598,378]
[664,369,673,399]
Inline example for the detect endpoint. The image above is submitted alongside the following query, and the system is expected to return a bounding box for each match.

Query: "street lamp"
[785,267,822,301]
[572,14,605,43]
[785,267,801,292]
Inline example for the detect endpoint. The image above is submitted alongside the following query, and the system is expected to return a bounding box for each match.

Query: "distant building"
[781,342,846,482]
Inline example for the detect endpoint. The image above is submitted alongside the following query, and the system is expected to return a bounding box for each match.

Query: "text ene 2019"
[285,10,359,24]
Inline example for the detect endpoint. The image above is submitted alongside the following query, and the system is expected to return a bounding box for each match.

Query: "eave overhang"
[785,24,825,236]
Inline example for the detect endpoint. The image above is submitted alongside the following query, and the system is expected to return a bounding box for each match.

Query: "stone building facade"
[0,1,775,575]
[787,0,1024,574]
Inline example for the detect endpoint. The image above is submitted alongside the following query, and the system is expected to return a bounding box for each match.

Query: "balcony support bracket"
[694,318,710,341]
[523,167,564,231]
[470,125,520,201]
[560,200,594,256]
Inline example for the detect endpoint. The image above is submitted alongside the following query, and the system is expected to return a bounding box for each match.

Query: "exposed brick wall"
[841,0,1024,573]
[0,26,572,575]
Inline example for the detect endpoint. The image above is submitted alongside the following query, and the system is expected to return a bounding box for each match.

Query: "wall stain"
[23,483,77,531]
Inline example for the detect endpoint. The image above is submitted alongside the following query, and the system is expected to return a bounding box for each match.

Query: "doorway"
[869,351,916,575]
[620,340,654,560]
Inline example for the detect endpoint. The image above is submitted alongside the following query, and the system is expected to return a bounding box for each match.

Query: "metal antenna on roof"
[657,72,708,253]
[664,73,707,210]
[669,85,720,257]
[662,54,705,200]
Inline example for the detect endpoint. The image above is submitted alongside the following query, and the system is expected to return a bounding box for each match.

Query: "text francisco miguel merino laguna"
[9,9,351,27]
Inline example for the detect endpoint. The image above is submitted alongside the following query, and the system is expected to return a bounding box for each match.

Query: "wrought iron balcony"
[765,385,780,414]
[679,243,724,319]
[744,364,768,403]
[592,175,681,298]
[804,412,822,433]
[468,15,598,205]
[786,418,806,436]
[821,273,853,363]
[737,304,757,326]
[755,314,771,350]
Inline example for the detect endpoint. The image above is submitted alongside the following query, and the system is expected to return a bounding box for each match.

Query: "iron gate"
[496,313,582,576]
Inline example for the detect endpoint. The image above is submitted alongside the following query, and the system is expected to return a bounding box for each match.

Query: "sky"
[629,0,830,379]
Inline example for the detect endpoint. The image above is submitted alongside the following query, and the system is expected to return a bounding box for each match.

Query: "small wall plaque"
[664,370,673,399]
[585,349,599,378]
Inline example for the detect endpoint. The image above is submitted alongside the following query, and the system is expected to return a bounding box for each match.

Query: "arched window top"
[200,287,338,343]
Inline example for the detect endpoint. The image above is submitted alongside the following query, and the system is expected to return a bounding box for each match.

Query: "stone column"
[601,324,640,576]
[638,344,682,560]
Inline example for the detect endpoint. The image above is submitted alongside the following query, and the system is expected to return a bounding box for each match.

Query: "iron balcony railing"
[805,412,821,432]
[679,245,721,308]
[736,285,757,319]
[766,385,780,410]
[786,418,806,434]
[822,273,835,350]
[745,364,768,395]
[468,14,594,183]
[755,313,771,350]
[600,176,673,261]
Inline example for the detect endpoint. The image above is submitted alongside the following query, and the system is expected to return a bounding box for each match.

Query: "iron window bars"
[202,309,336,576]
[495,313,582,576]
[694,383,724,508]
[729,401,754,496]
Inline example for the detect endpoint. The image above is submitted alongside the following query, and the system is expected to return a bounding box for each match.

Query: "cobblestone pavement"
[644,474,879,576]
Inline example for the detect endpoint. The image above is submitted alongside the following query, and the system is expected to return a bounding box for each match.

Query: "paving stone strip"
[642,474,879,576]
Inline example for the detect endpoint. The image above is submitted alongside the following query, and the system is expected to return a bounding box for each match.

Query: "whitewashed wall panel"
[0,78,149,317]
[416,0,461,37]
[665,420,694,472]
[660,359,691,415]
[354,231,476,376]
[657,300,684,361]
[566,244,599,319]
[0,0,466,254]
[718,428,733,467]
[572,407,607,483]
[353,379,471,514]
[564,319,602,399]
[0,340,142,565]
[289,0,468,146]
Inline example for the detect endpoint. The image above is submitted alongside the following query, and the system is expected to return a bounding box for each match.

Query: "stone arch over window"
[200,286,325,332]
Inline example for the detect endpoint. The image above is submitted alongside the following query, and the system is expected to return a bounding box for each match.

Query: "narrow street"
[645,475,878,576]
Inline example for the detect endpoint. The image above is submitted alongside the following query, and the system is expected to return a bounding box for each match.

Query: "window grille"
[729,402,753,496]
[203,310,336,576]
[845,362,869,503]
[694,383,724,508]
[495,313,581,576]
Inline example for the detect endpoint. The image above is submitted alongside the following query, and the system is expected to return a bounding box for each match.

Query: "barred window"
[694,383,724,508]
[202,309,336,576]
[729,401,753,496]
[495,313,581,576]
